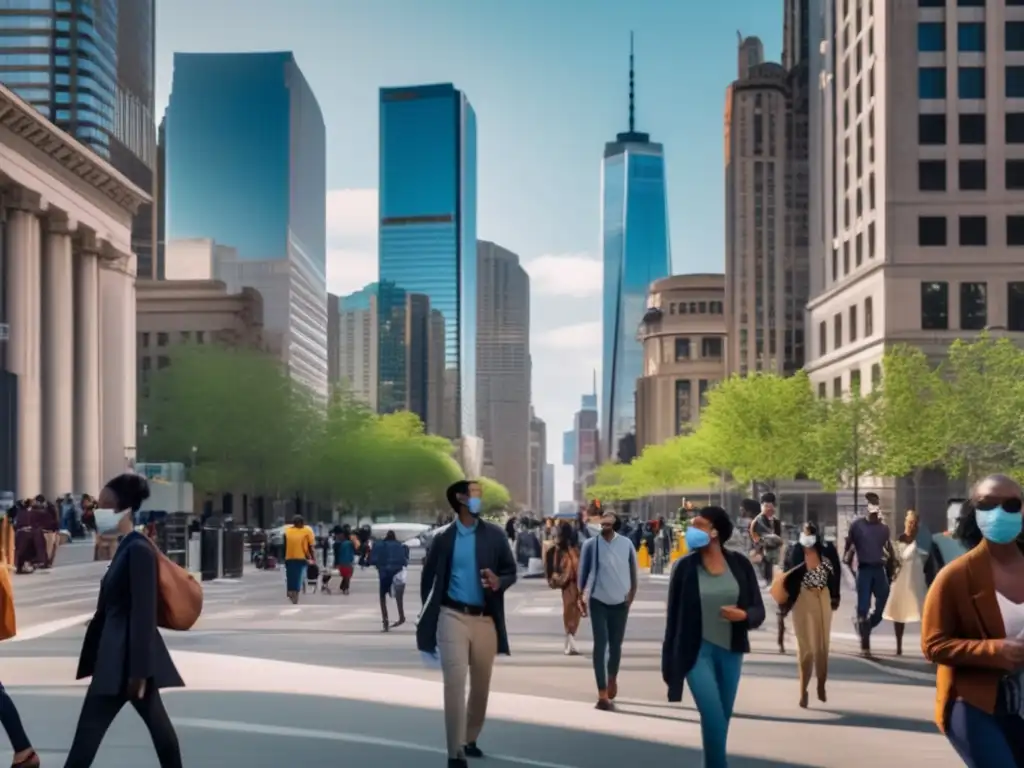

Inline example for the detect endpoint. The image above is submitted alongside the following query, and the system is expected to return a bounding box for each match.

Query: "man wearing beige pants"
[417,480,518,768]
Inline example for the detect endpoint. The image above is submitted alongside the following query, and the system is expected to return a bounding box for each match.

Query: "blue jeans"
[685,640,743,768]
[946,700,1024,767]
[855,564,889,629]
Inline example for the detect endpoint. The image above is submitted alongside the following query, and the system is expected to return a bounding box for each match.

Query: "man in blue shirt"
[417,480,518,768]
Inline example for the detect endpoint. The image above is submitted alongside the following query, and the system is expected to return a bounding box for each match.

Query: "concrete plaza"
[0,559,957,766]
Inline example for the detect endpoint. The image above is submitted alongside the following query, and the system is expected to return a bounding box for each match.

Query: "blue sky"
[155,0,782,503]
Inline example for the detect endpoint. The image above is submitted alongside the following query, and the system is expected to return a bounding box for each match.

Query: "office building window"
[1007,113,1024,143]
[919,114,946,145]
[849,304,858,342]
[919,0,943,5]
[819,321,827,356]
[1009,282,1024,331]
[919,160,947,191]
[957,0,984,5]
[674,337,690,361]
[850,369,862,396]
[834,313,843,349]
[960,114,986,145]
[919,68,947,99]
[698,379,710,407]
[1008,67,1024,98]
[833,377,842,398]
[1008,22,1024,52]
[958,67,985,99]
[959,215,987,246]
[868,222,876,258]
[959,282,988,330]
[1009,215,1024,246]
[959,22,986,52]
[674,380,692,435]
[871,363,882,387]
[817,382,826,399]
[157,332,169,346]
[865,297,874,336]
[701,337,723,358]
[921,281,950,330]
[959,159,987,190]
[918,216,947,246]
[919,22,946,52]
[1008,160,1024,190]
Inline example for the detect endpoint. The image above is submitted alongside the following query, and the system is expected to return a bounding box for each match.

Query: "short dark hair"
[953,499,982,549]
[698,505,735,544]
[292,515,304,527]
[865,492,880,505]
[103,473,150,513]
[740,498,760,515]
[385,530,396,541]
[446,480,470,513]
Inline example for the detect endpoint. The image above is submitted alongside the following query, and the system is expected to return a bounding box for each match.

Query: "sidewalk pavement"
[0,649,958,766]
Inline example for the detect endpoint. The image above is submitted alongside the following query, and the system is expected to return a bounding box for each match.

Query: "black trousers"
[63,685,182,768]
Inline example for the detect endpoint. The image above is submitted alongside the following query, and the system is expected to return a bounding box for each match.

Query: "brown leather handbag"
[148,540,203,630]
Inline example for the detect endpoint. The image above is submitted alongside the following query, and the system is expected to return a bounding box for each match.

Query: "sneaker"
[595,698,613,711]
[448,759,469,768]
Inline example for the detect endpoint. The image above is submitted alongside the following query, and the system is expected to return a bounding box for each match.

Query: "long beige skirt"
[791,586,832,693]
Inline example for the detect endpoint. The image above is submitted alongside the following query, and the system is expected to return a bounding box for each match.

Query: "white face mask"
[799,534,817,548]
[93,508,128,535]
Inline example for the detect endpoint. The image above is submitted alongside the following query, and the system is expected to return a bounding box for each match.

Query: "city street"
[0,559,956,766]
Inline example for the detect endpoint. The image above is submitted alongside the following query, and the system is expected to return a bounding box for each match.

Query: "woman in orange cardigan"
[921,474,1024,767]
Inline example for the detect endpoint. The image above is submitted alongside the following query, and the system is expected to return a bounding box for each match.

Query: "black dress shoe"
[448,758,468,768]
[464,742,484,758]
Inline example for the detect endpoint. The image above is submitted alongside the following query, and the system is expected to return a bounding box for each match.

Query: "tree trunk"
[912,468,923,513]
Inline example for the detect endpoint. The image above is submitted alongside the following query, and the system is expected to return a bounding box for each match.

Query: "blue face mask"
[976,506,1023,544]
[467,497,482,516]
[685,526,711,550]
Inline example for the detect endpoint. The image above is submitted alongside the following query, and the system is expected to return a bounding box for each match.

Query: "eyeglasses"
[975,498,1024,513]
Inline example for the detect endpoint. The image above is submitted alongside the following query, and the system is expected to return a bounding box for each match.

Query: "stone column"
[5,189,43,498]
[73,231,101,496]
[42,212,74,498]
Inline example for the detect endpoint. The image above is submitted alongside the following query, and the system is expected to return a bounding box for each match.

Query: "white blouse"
[996,591,1024,640]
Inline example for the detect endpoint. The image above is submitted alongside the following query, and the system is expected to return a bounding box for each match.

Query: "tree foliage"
[139,344,499,512]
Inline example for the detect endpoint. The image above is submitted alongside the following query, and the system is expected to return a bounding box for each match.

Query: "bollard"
[638,541,651,570]
[670,532,687,562]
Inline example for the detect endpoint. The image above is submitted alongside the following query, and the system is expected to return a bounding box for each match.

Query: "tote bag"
[0,567,16,640]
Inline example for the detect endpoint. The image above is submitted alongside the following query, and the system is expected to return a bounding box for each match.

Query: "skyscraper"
[476,240,530,507]
[0,0,157,276]
[601,36,671,462]
[377,83,477,439]
[338,285,379,409]
[165,52,328,396]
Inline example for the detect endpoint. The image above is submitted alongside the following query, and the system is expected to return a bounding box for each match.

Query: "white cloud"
[535,320,601,350]
[325,188,378,297]
[524,253,602,298]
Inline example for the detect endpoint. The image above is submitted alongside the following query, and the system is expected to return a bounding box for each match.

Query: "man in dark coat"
[416,480,517,768]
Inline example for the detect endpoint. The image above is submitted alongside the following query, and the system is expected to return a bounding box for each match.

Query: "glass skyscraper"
[377,83,477,439]
[166,52,328,395]
[601,40,671,462]
[0,0,157,274]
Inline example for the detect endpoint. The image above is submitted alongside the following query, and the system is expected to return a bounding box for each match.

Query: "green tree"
[804,391,879,491]
[943,335,1024,482]
[628,434,715,495]
[695,371,817,485]
[872,345,949,508]
[140,344,310,496]
[478,477,511,515]
[586,461,641,503]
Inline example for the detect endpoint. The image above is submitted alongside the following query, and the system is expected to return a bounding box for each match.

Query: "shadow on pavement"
[4,689,821,767]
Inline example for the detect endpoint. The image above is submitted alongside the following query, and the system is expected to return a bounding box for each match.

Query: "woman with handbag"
[64,473,184,768]
[921,475,1024,766]
[774,523,841,708]
[546,521,582,656]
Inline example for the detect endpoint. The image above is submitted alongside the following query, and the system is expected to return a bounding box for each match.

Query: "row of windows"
[139,331,208,347]
[665,300,724,316]
[920,66,1024,100]
[818,297,875,356]
[920,281,1024,331]
[917,21,1024,54]
[674,378,714,435]
[917,112,1024,145]
[673,336,724,362]
[816,364,881,401]
[831,222,877,282]
[917,214,1024,246]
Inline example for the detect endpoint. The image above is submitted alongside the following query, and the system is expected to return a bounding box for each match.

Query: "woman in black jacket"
[63,474,184,768]
[779,523,841,708]
[662,506,765,768]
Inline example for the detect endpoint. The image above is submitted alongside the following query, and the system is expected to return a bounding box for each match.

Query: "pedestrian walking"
[370,529,409,631]
[333,525,355,594]
[663,505,765,768]
[921,474,1024,766]
[283,515,315,604]
[843,493,894,656]
[578,511,637,710]
[64,473,184,768]
[747,494,786,652]
[545,521,582,655]
[883,510,929,656]
[777,523,841,708]
[0,556,39,767]
[415,480,517,768]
